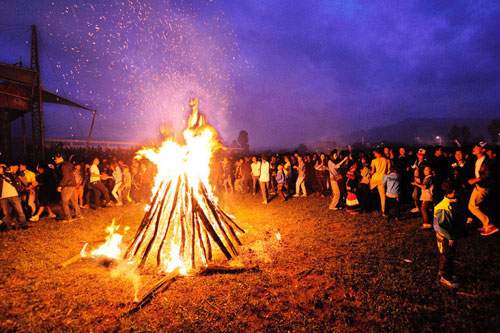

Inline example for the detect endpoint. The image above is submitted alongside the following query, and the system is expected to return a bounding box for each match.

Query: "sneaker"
[410,207,420,213]
[293,194,299,197]
[105,202,114,207]
[48,213,57,218]
[481,226,499,236]
[382,213,388,218]
[440,275,460,289]
[477,227,485,232]
[421,223,432,229]
[262,201,268,204]
[301,194,307,197]
[29,215,39,222]
[115,202,123,206]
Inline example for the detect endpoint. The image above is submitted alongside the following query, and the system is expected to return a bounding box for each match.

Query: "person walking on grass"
[293,155,307,197]
[111,162,124,206]
[328,150,349,210]
[251,156,261,196]
[89,157,112,208]
[276,164,287,201]
[54,154,82,222]
[382,166,402,220]
[345,163,361,214]
[468,142,498,236]
[412,166,434,229]
[434,180,467,288]
[29,164,57,222]
[0,164,28,230]
[370,148,390,216]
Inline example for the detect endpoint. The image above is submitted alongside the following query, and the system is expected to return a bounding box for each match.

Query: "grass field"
[1,192,499,331]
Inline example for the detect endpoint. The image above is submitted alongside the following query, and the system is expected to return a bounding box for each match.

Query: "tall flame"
[124,98,244,274]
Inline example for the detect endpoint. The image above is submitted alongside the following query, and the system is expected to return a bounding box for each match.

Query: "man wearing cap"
[468,142,498,236]
[54,154,82,222]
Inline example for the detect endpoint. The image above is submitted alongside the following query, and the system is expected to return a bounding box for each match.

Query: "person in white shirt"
[0,164,27,230]
[250,156,261,196]
[259,155,270,204]
[89,157,112,208]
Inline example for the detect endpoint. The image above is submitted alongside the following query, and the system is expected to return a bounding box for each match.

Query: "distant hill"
[337,117,493,146]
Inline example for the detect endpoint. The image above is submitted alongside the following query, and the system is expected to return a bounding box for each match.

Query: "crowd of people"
[211,142,499,288]
[0,149,155,230]
[1,142,498,288]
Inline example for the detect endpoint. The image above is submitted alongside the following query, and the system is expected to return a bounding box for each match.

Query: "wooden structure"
[0,25,93,162]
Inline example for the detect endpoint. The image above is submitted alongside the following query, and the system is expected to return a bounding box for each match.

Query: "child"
[412,166,434,229]
[434,180,466,288]
[382,166,401,220]
[345,163,360,214]
[276,164,287,201]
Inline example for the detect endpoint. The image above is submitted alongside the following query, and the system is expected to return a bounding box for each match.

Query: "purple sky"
[1,0,499,150]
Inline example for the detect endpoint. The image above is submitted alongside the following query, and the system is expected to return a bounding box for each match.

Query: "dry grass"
[1,193,499,331]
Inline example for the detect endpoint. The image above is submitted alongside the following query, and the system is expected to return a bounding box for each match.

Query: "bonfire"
[64,99,248,311]
[123,98,245,273]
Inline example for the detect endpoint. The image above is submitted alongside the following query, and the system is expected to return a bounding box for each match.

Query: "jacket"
[57,161,77,187]
[433,196,466,240]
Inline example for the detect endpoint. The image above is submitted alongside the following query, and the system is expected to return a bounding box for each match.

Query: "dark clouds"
[1,0,499,149]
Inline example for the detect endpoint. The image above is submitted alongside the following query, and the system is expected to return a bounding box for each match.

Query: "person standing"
[293,155,307,197]
[0,164,28,230]
[468,142,498,236]
[276,164,287,201]
[29,164,57,222]
[370,148,390,216]
[251,156,261,196]
[259,155,270,204]
[18,162,38,217]
[412,166,434,229]
[433,180,467,288]
[111,162,124,205]
[89,157,112,207]
[54,154,82,222]
[328,150,348,210]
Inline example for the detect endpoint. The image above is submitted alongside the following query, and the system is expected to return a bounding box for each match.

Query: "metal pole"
[87,110,97,149]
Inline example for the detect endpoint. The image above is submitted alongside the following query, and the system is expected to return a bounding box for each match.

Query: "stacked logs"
[124,173,245,271]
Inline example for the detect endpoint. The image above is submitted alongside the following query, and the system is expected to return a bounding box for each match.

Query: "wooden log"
[200,188,238,256]
[124,180,169,259]
[155,176,183,267]
[197,264,260,276]
[128,268,181,314]
[194,203,232,260]
[59,253,83,268]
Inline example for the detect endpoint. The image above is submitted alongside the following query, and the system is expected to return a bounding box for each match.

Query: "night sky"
[1,0,499,150]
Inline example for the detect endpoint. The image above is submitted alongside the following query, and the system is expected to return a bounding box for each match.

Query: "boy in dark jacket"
[433,180,466,288]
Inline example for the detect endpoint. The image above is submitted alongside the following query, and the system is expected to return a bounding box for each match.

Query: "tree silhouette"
[448,124,471,145]
[487,119,500,144]
[461,126,471,144]
[237,130,249,152]
[296,144,308,154]
[447,125,461,142]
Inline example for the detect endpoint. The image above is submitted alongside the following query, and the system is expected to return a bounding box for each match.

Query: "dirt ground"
[1,192,499,331]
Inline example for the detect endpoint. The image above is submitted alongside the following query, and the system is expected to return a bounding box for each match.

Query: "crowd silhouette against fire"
[1,142,498,287]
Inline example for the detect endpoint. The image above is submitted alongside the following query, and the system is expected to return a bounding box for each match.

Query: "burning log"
[123,169,244,272]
